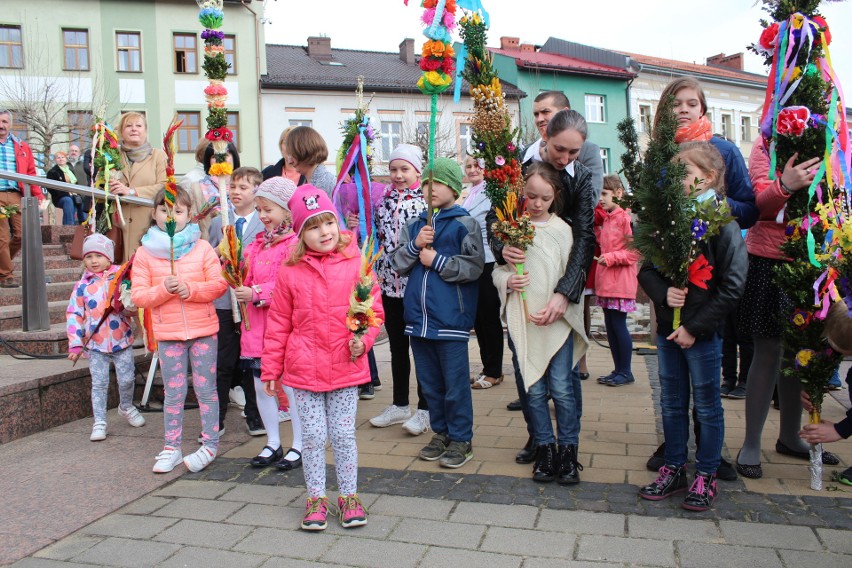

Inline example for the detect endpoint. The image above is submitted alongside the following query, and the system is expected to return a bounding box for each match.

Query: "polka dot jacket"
[66,265,134,354]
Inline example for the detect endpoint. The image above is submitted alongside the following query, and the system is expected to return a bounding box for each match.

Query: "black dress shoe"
[516,436,537,464]
[579,372,590,381]
[646,443,666,471]
[276,448,303,471]
[250,445,284,468]
[557,444,583,485]
[532,444,557,482]
[507,398,522,411]
[776,440,840,464]
[716,458,738,481]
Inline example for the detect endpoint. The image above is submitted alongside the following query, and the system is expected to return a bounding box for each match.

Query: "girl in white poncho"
[493,162,589,485]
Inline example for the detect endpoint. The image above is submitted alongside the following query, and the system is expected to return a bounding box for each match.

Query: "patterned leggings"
[89,347,136,423]
[294,386,358,498]
[159,335,220,452]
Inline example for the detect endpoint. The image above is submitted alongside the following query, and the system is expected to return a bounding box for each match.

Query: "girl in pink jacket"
[262,186,383,532]
[234,177,303,471]
[131,187,227,474]
[594,174,641,387]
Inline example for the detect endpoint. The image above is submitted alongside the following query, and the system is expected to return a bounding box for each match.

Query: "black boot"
[515,436,537,464]
[532,443,557,482]
[557,444,583,485]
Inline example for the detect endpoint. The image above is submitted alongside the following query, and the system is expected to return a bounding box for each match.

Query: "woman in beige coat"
[109,112,168,258]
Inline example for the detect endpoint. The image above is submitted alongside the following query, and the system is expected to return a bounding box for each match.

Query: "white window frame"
[381,121,402,161]
[721,113,733,141]
[288,119,313,128]
[458,123,473,156]
[741,115,752,143]
[584,94,606,123]
[599,148,609,174]
[638,104,652,133]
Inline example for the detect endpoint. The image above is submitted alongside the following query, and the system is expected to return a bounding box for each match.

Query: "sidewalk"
[2,337,850,567]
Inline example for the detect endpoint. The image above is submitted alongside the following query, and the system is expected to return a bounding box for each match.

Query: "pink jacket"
[131,239,227,341]
[239,232,297,358]
[594,206,641,300]
[745,140,791,260]
[260,233,384,392]
[66,265,134,354]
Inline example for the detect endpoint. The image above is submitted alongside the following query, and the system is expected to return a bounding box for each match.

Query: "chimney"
[520,43,535,53]
[500,36,520,50]
[307,36,331,60]
[399,38,415,65]
[706,52,744,70]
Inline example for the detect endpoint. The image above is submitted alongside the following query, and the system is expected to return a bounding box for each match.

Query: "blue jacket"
[392,205,485,341]
[709,135,758,229]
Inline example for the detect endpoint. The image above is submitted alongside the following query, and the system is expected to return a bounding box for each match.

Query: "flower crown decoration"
[197,0,233,177]
[338,77,378,173]
[89,117,125,232]
[410,0,458,96]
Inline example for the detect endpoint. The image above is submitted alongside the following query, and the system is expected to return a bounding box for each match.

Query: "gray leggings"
[89,347,136,423]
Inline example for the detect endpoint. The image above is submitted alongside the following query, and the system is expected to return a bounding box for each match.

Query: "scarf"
[462,181,485,209]
[121,142,154,164]
[140,224,201,260]
[675,115,713,143]
[58,164,77,185]
[263,222,292,248]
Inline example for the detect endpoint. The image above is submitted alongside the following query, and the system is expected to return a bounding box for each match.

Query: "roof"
[262,44,526,99]
[489,47,635,81]
[620,52,767,87]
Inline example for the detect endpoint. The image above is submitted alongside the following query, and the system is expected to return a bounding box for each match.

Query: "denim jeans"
[657,333,724,474]
[526,336,581,446]
[56,195,84,225]
[410,338,473,442]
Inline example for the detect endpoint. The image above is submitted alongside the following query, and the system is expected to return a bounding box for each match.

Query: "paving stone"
[32,535,102,561]
[72,537,181,567]
[319,536,426,568]
[154,480,236,499]
[116,496,172,516]
[719,520,822,551]
[80,513,177,539]
[368,495,454,521]
[157,546,266,568]
[10,559,100,568]
[450,502,538,529]
[227,503,304,528]
[152,497,245,522]
[481,526,575,558]
[816,528,852,555]
[537,510,625,536]
[523,561,624,568]
[219,484,304,507]
[776,549,852,568]
[628,516,722,542]
[418,547,522,568]
[153,519,253,549]
[318,513,401,539]
[259,558,327,568]
[677,542,783,568]
[233,527,336,560]
[576,535,675,567]
[388,517,486,548]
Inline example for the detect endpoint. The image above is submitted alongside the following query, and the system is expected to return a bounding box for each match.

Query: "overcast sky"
[263,0,852,101]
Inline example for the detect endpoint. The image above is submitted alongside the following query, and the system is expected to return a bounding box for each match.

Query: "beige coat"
[117,148,168,258]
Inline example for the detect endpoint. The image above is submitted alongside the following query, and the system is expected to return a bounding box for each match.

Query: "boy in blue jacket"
[392,157,485,469]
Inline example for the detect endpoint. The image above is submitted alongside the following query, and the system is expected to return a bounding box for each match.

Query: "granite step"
[14,256,81,270]
[43,267,84,284]
[0,322,68,356]
[0,281,76,307]
[0,300,68,331]
[40,225,79,245]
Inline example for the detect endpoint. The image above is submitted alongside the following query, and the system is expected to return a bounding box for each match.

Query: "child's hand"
[176,282,190,299]
[415,225,434,248]
[800,390,814,412]
[503,245,526,266]
[419,247,437,267]
[68,352,80,363]
[596,256,607,266]
[667,326,695,349]
[508,273,529,292]
[234,286,253,302]
[666,287,688,308]
[346,212,360,230]
[349,337,365,359]
[263,380,278,399]
[164,275,180,294]
[800,421,841,444]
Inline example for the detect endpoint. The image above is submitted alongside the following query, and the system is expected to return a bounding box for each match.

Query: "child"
[285,126,336,195]
[131,187,227,473]
[595,174,641,387]
[392,157,485,468]
[637,141,747,511]
[67,233,145,441]
[237,177,303,471]
[367,144,431,435]
[207,167,265,440]
[493,162,588,483]
[261,185,383,531]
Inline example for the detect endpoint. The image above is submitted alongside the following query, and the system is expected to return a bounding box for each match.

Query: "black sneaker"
[359,383,375,400]
[682,472,718,511]
[419,433,450,461]
[246,417,266,436]
[639,464,688,501]
[439,440,473,469]
[646,443,666,471]
[727,386,746,399]
[716,458,738,481]
[372,377,382,391]
[720,383,733,398]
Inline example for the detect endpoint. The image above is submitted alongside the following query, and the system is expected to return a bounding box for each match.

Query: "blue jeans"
[410,338,473,442]
[56,195,84,225]
[526,336,581,446]
[657,333,724,474]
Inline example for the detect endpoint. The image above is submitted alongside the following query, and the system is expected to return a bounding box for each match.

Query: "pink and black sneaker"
[337,494,368,528]
[638,464,688,501]
[301,497,329,531]
[682,472,718,511]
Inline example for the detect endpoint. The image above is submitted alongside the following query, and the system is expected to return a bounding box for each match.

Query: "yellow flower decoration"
[209,162,234,176]
[795,349,815,368]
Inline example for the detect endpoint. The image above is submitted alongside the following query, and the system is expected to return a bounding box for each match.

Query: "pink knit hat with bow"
[82,233,115,263]
[254,176,297,211]
[289,185,338,235]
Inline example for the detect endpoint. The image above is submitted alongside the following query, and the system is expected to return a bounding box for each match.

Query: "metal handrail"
[0,171,155,207]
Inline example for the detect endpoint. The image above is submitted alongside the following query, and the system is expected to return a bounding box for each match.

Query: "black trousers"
[215,309,258,425]
[722,310,753,387]
[473,262,504,378]
[383,295,427,410]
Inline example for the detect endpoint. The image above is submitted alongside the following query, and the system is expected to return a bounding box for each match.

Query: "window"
[584,95,605,123]
[224,34,236,75]
[416,121,429,149]
[67,111,93,147]
[288,119,313,128]
[741,116,752,143]
[599,148,609,174]
[227,112,240,151]
[638,104,652,133]
[705,111,713,130]
[173,33,197,74]
[458,123,473,155]
[380,121,402,160]
[721,114,733,141]
[116,31,141,72]
[63,29,89,71]
[0,25,23,69]
[176,112,201,152]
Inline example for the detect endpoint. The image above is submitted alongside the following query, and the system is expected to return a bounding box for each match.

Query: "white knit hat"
[82,233,114,263]
[388,143,423,173]
[254,176,298,211]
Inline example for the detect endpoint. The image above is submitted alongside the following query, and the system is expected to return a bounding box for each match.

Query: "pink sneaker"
[301,497,329,531]
[337,494,368,528]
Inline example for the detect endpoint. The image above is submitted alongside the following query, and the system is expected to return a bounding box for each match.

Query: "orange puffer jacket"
[130,239,227,341]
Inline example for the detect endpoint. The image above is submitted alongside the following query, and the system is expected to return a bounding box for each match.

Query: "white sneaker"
[402,409,431,436]
[278,410,291,423]
[153,447,183,473]
[229,386,247,409]
[119,406,146,427]
[198,427,224,444]
[369,405,411,428]
[184,446,216,472]
[90,421,107,441]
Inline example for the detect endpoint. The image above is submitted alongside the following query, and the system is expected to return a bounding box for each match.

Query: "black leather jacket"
[486,157,596,304]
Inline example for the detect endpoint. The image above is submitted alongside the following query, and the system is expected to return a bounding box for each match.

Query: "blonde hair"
[675,141,727,196]
[286,212,351,265]
[824,301,852,354]
[194,138,211,163]
[117,112,147,139]
[602,174,624,193]
[654,77,708,132]
[278,126,296,155]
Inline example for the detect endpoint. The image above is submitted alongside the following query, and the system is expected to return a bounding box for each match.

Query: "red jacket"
[744,140,790,260]
[3,137,42,199]
[594,206,641,300]
[260,233,384,392]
